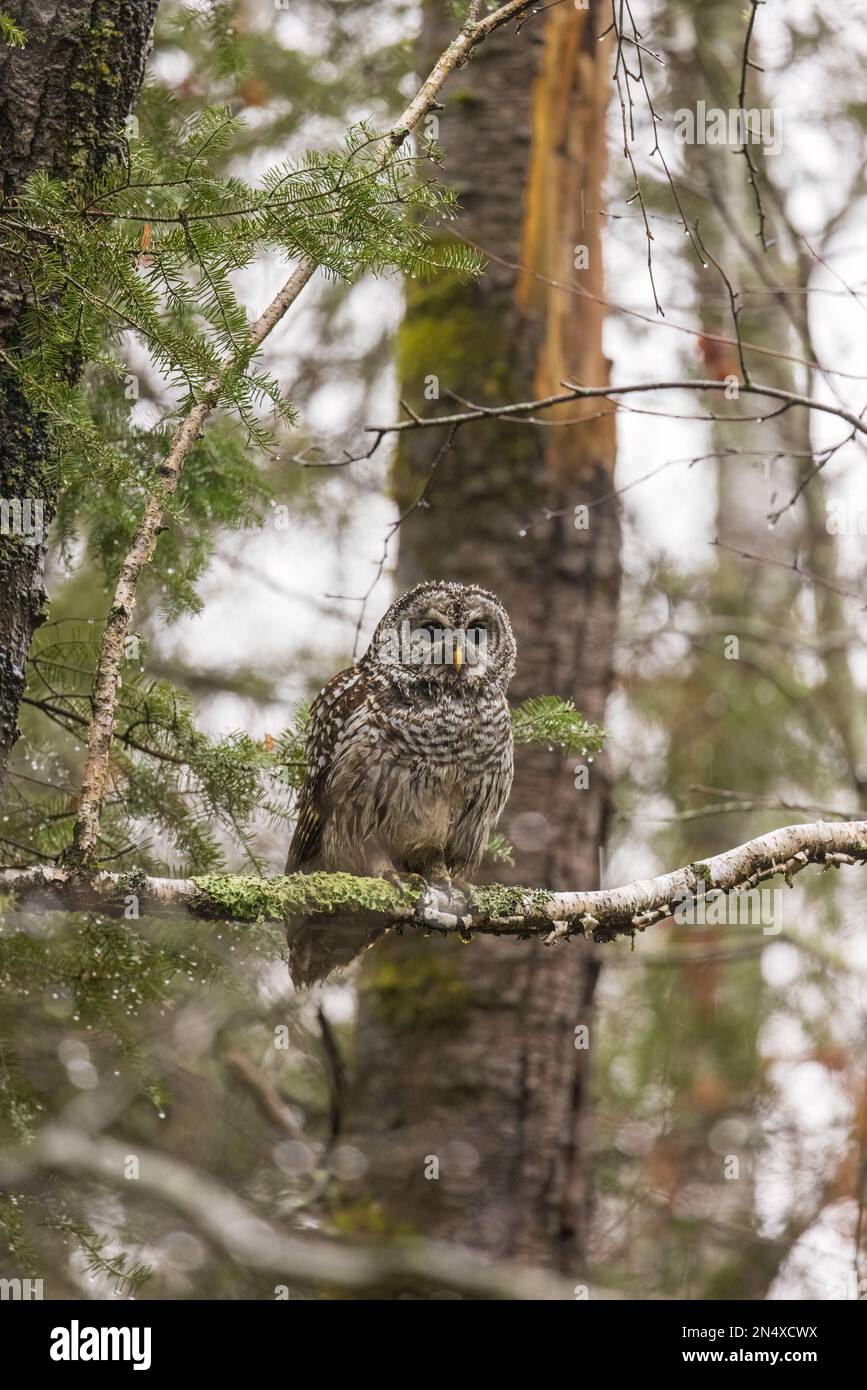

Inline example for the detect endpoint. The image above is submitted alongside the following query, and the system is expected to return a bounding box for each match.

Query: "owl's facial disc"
[368,582,516,691]
[389,602,487,682]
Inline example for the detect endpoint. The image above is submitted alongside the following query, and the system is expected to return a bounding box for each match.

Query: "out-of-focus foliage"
[587,0,867,1301]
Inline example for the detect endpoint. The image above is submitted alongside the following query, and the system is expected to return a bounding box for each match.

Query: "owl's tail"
[287,914,387,988]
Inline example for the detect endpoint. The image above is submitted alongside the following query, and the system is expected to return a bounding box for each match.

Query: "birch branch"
[7,820,867,941]
[64,0,537,867]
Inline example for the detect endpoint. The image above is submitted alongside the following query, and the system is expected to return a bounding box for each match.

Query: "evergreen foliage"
[511,695,606,760]
[1,104,481,486]
[0,11,25,48]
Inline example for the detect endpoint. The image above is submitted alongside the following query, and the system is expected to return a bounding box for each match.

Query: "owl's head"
[366,581,516,693]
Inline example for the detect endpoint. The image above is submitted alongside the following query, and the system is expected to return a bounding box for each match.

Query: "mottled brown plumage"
[286,580,516,984]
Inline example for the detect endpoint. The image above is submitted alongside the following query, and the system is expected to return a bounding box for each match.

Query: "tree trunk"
[346,1,620,1279]
[0,0,159,785]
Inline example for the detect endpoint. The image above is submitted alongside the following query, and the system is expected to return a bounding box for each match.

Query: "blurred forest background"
[1,0,867,1300]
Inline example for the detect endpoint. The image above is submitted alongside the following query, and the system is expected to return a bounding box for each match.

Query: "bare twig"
[603,0,702,313]
[337,422,459,656]
[224,1049,305,1139]
[803,236,867,320]
[737,0,770,250]
[316,1005,346,1149]
[361,378,867,446]
[711,537,867,611]
[693,222,751,386]
[449,229,867,382]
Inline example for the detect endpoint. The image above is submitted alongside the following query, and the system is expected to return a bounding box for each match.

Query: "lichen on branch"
[3,820,866,966]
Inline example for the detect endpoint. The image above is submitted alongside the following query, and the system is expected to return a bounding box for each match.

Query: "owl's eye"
[419,622,446,642]
[466,622,488,642]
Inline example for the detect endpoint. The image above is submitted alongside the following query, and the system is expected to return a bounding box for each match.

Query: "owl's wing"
[285,664,367,871]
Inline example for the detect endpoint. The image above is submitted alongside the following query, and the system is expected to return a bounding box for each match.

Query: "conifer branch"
[64,0,538,866]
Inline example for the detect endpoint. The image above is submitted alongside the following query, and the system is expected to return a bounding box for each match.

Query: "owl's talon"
[426,862,451,888]
[383,869,429,896]
[382,870,435,922]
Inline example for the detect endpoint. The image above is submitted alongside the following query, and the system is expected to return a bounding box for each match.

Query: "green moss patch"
[192,871,417,923]
[470,884,552,919]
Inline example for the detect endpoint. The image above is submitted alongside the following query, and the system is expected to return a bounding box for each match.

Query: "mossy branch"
[3,820,866,950]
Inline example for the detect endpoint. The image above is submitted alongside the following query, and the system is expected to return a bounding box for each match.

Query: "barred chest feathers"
[286,580,517,884]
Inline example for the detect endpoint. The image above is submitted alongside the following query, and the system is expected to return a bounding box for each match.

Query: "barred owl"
[285,580,516,984]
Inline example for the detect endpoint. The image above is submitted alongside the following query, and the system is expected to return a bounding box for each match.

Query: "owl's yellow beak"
[453,640,463,673]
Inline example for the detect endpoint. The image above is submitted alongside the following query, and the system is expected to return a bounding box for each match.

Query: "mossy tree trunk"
[0,0,159,787]
[347,2,620,1276]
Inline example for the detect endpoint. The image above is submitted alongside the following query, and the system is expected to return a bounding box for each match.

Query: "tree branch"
[0,1125,604,1300]
[5,820,866,942]
[364,377,867,443]
[737,0,770,250]
[63,0,538,867]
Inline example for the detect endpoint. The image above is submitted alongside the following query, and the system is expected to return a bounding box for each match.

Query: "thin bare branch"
[449,229,867,382]
[362,377,867,445]
[737,0,770,250]
[711,537,867,611]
